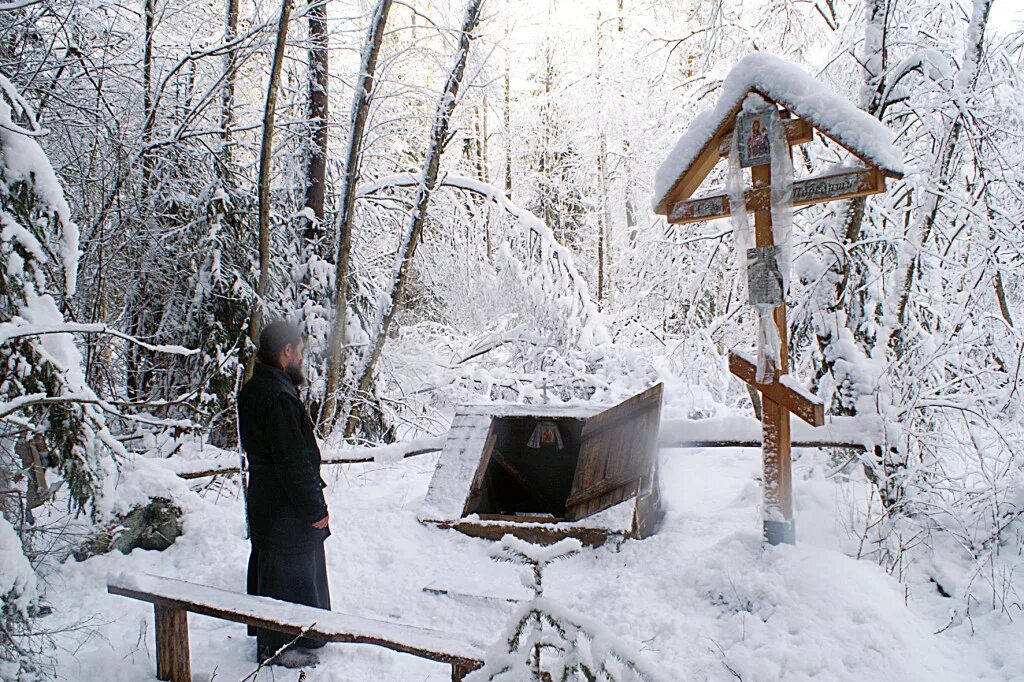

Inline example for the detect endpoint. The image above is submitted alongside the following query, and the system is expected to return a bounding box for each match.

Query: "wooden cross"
[656,97,899,545]
[539,377,551,404]
[651,56,903,546]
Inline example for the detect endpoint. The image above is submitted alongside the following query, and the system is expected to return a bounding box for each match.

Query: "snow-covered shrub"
[0,513,37,677]
[468,535,667,682]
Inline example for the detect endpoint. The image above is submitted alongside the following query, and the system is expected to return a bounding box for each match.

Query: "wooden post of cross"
[728,352,822,544]
[741,120,821,545]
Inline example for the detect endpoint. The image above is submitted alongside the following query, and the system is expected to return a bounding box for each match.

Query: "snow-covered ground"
[44,445,1022,681]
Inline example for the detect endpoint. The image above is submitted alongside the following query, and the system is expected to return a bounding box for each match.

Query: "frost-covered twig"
[0,0,42,10]
[358,172,609,348]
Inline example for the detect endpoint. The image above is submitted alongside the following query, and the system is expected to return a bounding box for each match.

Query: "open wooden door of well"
[564,383,664,524]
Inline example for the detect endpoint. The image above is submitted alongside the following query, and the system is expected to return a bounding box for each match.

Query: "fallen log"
[172,438,445,480]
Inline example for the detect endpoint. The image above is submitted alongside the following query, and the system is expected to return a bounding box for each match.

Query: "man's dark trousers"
[246,543,331,652]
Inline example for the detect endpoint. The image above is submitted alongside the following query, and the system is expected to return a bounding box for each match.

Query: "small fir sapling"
[468,535,667,682]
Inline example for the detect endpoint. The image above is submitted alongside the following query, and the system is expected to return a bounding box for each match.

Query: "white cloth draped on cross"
[727,96,794,383]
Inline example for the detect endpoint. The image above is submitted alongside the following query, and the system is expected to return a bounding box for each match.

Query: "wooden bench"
[107,572,484,681]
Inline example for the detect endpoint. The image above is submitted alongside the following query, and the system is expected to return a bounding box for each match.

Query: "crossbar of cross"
[669,167,885,224]
[727,350,823,428]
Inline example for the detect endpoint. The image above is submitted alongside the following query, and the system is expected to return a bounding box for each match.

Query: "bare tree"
[125,0,159,402]
[318,0,395,435]
[343,0,486,437]
[890,0,994,336]
[246,0,293,376]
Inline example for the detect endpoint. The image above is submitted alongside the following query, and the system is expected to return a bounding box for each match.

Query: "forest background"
[2,0,1023,674]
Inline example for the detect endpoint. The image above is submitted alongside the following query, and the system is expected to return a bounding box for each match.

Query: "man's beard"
[285,361,306,387]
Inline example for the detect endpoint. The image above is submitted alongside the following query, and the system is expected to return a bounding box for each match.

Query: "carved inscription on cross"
[664,102,889,545]
[667,118,887,226]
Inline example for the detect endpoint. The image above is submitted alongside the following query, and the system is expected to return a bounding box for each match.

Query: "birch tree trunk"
[503,66,512,198]
[343,0,485,437]
[318,0,394,435]
[595,12,611,309]
[245,0,292,378]
[475,101,493,261]
[141,0,156,198]
[597,139,611,308]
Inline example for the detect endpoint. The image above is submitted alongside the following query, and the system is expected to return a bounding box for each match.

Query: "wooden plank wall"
[566,384,663,521]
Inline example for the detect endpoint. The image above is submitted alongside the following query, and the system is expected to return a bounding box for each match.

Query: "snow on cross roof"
[652,53,905,212]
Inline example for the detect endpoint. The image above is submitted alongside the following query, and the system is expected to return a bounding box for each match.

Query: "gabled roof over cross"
[652,53,905,216]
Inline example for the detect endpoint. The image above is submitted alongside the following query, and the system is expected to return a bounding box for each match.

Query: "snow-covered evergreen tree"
[0,72,119,674]
[0,74,122,511]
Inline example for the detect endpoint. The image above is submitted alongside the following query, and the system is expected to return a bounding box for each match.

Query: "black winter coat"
[237,361,329,553]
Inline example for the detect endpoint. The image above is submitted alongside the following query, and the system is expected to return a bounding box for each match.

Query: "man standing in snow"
[237,321,331,668]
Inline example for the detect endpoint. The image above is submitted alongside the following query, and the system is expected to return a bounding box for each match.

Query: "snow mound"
[0,515,35,613]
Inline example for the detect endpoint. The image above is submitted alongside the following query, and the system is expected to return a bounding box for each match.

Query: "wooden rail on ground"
[106,572,484,681]
[659,415,876,452]
[177,446,445,479]
[666,437,866,449]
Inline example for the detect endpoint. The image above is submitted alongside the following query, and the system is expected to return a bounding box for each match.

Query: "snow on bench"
[106,572,485,681]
